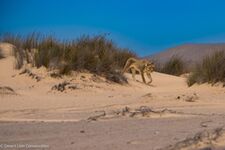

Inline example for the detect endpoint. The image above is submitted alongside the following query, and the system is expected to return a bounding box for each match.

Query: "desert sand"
[0,43,225,150]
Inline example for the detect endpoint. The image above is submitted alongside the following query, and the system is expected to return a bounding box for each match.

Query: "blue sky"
[1,0,225,56]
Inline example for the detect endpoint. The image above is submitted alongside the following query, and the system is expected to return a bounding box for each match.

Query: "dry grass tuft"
[1,33,136,83]
[155,55,186,76]
[187,51,225,86]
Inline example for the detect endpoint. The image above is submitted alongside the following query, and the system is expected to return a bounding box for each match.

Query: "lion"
[122,57,154,84]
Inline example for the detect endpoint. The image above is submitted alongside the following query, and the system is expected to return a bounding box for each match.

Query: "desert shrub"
[105,71,128,84]
[0,33,136,83]
[60,35,136,82]
[160,56,186,76]
[13,47,25,69]
[187,51,225,86]
[35,37,63,68]
[150,60,162,73]
[58,64,72,75]
[1,33,40,68]
[0,33,23,48]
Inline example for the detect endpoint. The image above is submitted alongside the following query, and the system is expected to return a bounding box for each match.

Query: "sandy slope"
[0,43,225,150]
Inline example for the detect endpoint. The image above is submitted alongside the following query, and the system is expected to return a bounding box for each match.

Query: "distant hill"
[148,44,225,67]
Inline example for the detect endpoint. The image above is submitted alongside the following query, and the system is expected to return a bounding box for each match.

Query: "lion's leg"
[131,68,136,81]
[141,72,146,84]
[146,72,152,84]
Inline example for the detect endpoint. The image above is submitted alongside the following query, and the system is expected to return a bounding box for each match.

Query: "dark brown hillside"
[148,44,225,67]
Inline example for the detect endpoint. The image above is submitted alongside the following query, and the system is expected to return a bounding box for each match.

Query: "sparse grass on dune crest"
[187,51,225,86]
[0,33,136,83]
[155,56,186,76]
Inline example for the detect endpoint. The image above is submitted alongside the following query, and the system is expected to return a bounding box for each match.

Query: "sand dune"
[0,43,225,150]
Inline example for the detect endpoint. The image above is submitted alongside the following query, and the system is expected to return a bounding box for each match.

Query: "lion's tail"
[122,58,137,74]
